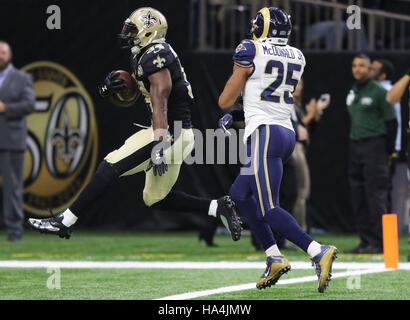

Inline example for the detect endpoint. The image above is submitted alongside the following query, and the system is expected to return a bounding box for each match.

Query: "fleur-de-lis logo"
[153,55,166,68]
[140,11,157,28]
[51,114,82,164]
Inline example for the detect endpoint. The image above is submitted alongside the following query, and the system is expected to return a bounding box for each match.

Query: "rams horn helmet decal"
[250,7,292,45]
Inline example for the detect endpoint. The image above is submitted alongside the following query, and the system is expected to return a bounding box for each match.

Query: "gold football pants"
[104,127,195,206]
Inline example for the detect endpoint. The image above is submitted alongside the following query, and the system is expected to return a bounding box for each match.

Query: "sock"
[307,241,322,258]
[151,190,211,213]
[62,209,78,227]
[208,200,218,217]
[264,207,314,253]
[70,161,118,217]
[265,244,281,257]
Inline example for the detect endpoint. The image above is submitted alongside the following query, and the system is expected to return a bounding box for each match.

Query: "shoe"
[27,209,72,239]
[344,242,367,254]
[198,216,218,247]
[216,196,243,241]
[311,245,338,293]
[358,245,383,254]
[256,255,291,289]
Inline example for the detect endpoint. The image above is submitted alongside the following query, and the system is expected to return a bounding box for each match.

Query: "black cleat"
[216,196,243,241]
[27,209,73,239]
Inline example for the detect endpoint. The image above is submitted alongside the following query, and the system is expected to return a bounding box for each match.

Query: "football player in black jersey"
[28,7,242,245]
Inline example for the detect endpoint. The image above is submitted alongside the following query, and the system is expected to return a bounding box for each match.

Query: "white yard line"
[156,268,394,300]
[0,260,409,270]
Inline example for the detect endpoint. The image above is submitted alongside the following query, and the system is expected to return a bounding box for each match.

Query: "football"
[108,70,141,107]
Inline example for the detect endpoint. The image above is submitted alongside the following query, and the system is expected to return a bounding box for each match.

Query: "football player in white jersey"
[218,7,338,293]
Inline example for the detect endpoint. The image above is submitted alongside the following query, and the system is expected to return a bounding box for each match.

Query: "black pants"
[349,137,389,249]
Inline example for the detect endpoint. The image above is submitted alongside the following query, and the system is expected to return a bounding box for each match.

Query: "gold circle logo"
[22,61,98,216]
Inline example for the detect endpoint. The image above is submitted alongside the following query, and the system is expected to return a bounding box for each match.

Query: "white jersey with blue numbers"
[233,39,306,143]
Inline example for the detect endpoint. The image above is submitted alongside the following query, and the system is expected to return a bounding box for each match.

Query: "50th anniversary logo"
[22,61,98,216]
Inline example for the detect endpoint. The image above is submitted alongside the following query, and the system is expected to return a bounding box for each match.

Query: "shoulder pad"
[232,40,256,67]
[139,43,175,76]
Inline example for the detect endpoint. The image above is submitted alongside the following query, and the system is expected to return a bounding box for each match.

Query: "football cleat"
[256,255,291,289]
[216,196,243,241]
[311,245,338,293]
[27,209,73,239]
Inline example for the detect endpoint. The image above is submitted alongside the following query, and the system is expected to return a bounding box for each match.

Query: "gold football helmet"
[118,7,168,55]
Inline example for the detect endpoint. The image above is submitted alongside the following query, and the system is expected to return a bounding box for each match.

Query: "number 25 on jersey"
[261,60,301,105]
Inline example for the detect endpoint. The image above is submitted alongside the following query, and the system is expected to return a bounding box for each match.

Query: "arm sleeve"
[140,45,175,76]
[232,40,256,68]
[4,73,35,119]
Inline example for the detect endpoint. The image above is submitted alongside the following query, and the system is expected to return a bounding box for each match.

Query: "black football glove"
[98,71,126,98]
[146,141,168,176]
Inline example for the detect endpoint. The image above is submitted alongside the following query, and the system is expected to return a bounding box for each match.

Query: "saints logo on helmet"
[250,7,292,45]
[118,7,168,56]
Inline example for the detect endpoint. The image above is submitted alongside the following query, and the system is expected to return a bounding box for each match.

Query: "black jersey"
[131,42,193,129]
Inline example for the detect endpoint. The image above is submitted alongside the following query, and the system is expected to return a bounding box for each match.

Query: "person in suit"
[0,41,35,241]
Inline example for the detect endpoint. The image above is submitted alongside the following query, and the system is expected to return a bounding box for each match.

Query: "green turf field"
[0,230,409,300]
